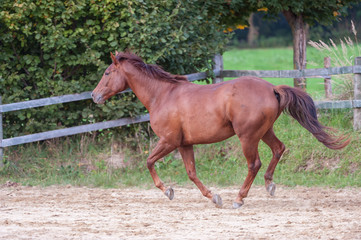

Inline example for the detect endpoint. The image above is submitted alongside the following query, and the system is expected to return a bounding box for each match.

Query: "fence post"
[353,57,361,130]
[324,57,332,99]
[213,54,224,84]
[0,96,3,168]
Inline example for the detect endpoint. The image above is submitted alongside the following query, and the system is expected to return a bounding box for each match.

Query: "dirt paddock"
[1,183,360,240]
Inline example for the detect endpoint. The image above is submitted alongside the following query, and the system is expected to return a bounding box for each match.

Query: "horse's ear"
[115,50,119,55]
[110,52,118,65]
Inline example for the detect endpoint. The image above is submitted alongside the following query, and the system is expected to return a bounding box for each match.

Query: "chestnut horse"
[92,52,349,208]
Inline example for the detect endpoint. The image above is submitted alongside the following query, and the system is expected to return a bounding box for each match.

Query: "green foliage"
[211,1,257,28]
[256,0,358,26]
[0,0,229,138]
[222,0,360,27]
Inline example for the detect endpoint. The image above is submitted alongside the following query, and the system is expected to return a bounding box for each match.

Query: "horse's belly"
[182,120,235,145]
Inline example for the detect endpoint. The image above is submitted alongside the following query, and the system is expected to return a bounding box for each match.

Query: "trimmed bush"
[0,0,228,138]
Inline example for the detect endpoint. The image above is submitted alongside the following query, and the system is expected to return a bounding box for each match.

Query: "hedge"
[0,0,229,138]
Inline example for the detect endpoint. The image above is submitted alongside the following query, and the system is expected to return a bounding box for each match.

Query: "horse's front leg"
[147,139,177,200]
[178,145,223,208]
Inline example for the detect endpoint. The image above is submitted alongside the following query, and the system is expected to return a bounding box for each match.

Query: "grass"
[1,47,361,189]
[222,46,344,100]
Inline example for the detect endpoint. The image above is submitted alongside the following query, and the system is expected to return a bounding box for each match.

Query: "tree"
[247,13,259,47]
[220,0,359,89]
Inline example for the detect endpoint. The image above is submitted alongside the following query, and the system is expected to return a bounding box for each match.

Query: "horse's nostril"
[91,92,94,98]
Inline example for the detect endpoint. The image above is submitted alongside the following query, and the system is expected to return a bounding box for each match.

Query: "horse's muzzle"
[91,92,105,104]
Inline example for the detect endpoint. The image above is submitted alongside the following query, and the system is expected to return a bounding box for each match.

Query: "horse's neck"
[125,68,171,111]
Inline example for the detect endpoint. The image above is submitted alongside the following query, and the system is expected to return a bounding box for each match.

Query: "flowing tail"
[274,85,350,150]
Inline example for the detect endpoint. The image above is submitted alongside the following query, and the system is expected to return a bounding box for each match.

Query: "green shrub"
[0,0,229,138]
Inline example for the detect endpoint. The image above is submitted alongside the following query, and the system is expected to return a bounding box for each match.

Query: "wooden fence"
[0,56,361,166]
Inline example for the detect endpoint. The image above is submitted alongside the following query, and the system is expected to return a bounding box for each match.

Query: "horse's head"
[91,52,129,104]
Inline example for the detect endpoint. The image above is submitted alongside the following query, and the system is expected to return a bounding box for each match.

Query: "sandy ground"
[0,183,360,240]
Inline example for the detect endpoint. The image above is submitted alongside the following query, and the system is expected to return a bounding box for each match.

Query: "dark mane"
[115,52,188,83]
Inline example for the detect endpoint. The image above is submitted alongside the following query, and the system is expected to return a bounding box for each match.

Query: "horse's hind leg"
[178,145,223,208]
[234,138,262,209]
[261,128,286,196]
[147,139,177,200]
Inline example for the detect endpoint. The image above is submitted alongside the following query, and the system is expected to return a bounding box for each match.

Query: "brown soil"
[1,184,360,239]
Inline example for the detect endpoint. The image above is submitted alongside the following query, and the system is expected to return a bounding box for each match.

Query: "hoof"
[212,194,223,208]
[267,182,276,196]
[232,200,244,209]
[164,187,174,200]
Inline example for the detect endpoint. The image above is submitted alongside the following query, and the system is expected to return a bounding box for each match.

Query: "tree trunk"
[283,11,309,90]
[247,13,258,47]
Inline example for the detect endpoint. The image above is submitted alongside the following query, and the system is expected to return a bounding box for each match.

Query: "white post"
[0,96,3,168]
[324,57,332,99]
[353,57,361,130]
[213,54,224,84]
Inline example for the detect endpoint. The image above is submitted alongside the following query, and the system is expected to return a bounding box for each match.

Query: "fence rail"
[315,100,361,109]
[0,71,214,162]
[1,56,361,166]
[221,65,361,78]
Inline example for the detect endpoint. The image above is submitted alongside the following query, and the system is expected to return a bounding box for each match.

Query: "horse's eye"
[105,72,110,76]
